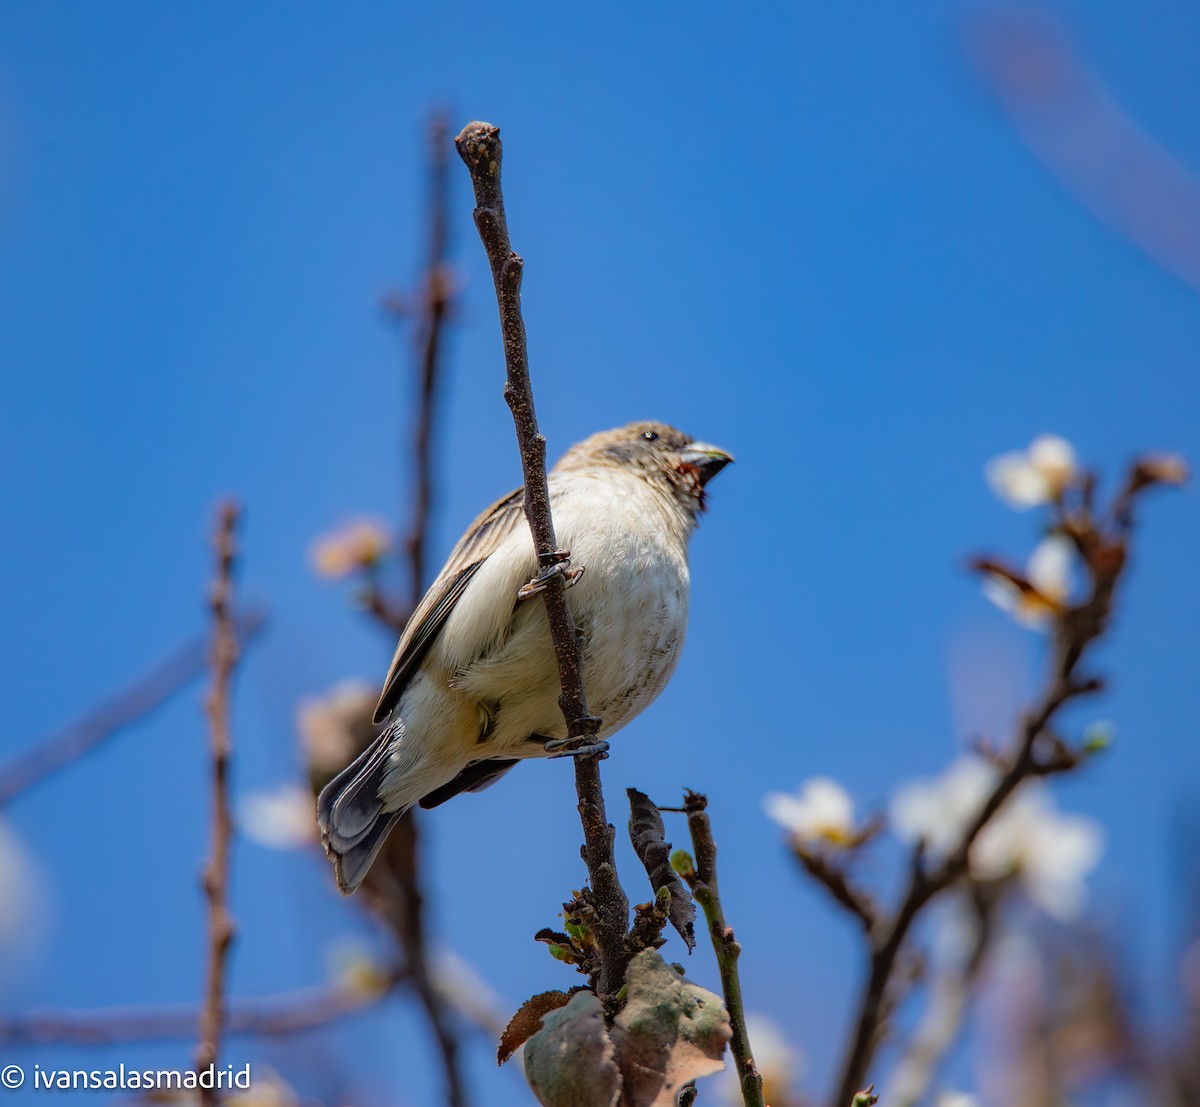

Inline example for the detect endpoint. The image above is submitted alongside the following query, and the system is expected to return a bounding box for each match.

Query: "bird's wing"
[373,487,527,723]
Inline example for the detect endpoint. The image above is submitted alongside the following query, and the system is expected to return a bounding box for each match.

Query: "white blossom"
[226,1069,300,1107]
[985,435,1078,509]
[981,535,1074,630]
[239,783,316,849]
[935,1094,981,1107]
[891,757,1103,919]
[891,758,995,858]
[764,777,855,847]
[326,938,392,1000]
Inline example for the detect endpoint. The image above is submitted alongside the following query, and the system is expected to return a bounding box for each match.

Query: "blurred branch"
[796,847,879,933]
[362,791,469,1107]
[0,610,265,809]
[830,458,1179,1107]
[196,501,240,1102]
[403,111,454,603]
[366,112,457,639]
[680,791,765,1107]
[887,889,995,1107]
[402,109,469,1107]
[0,952,508,1047]
[968,12,1200,298]
[0,968,408,1044]
[454,119,630,1001]
[359,579,411,636]
[368,110,470,1107]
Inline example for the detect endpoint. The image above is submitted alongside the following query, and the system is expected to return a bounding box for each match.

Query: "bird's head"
[560,421,734,520]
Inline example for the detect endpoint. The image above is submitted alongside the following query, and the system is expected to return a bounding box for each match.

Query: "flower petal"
[985,452,1052,509]
[1027,536,1073,602]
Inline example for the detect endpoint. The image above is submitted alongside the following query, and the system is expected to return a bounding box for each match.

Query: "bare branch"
[366,108,470,1107]
[363,795,469,1107]
[454,120,629,999]
[359,580,411,635]
[196,501,240,1102]
[0,969,408,1044]
[0,610,265,809]
[404,110,455,604]
[679,791,765,1107]
[795,850,879,933]
[828,462,1176,1107]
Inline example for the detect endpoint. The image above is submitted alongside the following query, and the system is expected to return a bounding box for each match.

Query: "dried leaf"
[1129,453,1189,490]
[499,989,574,1065]
[524,990,621,1107]
[611,949,731,1107]
[627,789,696,950]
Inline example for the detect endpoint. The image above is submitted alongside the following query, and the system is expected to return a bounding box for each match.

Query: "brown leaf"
[524,990,622,1107]
[1130,453,1189,491]
[498,989,574,1065]
[627,789,696,950]
[611,949,731,1107]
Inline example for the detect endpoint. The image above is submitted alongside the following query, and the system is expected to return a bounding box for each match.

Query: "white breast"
[553,473,691,732]
[438,469,693,751]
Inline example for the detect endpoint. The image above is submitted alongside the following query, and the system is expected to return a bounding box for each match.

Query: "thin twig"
[0,611,265,809]
[681,791,765,1107]
[196,502,240,1102]
[454,120,629,999]
[360,581,411,635]
[796,850,879,933]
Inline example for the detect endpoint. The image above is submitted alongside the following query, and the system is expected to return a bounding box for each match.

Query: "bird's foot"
[517,559,586,600]
[544,727,608,759]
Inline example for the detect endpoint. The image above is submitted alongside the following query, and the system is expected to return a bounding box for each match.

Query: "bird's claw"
[546,736,610,760]
[518,560,585,600]
[544,721,606,758]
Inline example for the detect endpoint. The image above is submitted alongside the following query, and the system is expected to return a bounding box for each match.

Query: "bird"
[317,421,732,893]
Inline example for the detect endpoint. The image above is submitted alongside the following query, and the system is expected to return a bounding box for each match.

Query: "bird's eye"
[641,431,659,442]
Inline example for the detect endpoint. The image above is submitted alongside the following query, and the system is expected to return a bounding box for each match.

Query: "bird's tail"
[316,729,408,895]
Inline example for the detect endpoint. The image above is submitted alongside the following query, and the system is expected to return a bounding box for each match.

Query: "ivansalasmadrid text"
[32,1063,252,1091]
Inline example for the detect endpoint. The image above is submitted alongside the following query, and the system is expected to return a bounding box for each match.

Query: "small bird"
[317,421,732,893]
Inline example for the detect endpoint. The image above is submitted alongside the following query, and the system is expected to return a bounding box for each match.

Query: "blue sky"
[1,2,1197,1104]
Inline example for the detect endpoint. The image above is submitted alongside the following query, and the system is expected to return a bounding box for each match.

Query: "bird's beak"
[679,443,734,486]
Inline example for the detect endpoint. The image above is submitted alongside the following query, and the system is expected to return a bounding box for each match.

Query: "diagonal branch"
[827,469,1162,1107]
[829,633,1098,1107]
[0,968,409,1044]
[0,610,265,809]
[454,120,630,1000]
